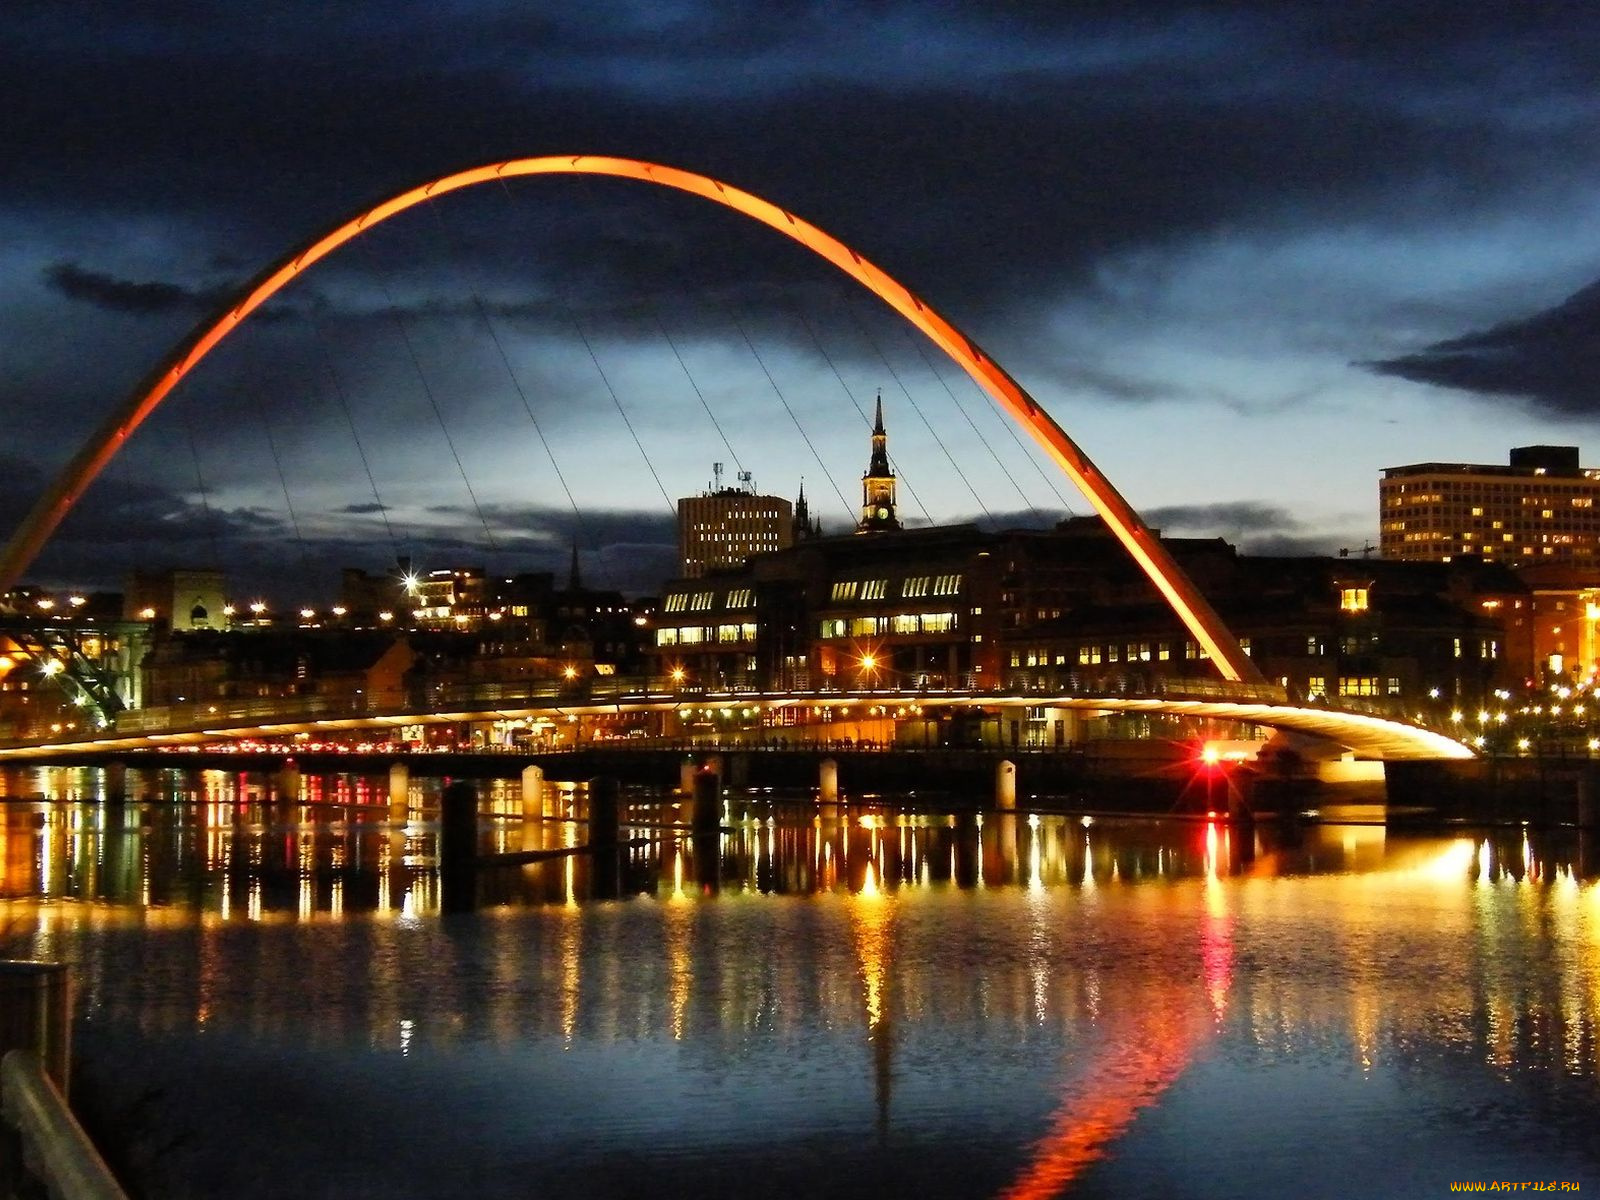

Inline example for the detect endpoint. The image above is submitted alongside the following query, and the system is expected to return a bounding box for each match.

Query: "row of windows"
[818,612,959,638]
[828,574,964,603]
[663,589,755,614]
[655,623,760,646]
[1305,676,1401,698]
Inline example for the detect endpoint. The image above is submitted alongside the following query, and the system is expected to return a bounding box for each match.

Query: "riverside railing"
[0,1050,125,1200]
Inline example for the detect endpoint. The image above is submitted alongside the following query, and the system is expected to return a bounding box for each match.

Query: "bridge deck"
[0,680,1473,761]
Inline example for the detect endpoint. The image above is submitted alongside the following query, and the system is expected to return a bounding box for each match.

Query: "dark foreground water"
[1,765,1598,1198]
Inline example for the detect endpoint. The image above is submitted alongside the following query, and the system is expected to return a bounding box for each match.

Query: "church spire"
[858,391,901,534]
[867,389,891,478]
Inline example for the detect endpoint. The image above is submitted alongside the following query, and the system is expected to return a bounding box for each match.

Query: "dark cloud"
[0,453,675,600]
[4,2,1598,595]
[1365,278,1600,416]
[41,262,222,316]
[1143,501,1352,556]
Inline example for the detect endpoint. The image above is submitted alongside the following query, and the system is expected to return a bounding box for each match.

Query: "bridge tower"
[857,393,901,534]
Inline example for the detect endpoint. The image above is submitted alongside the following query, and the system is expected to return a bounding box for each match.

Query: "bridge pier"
[521,765,544,822]
[692,768,722,833]
[819,757,839,805]
[588,777,620,846]
[438,780,479,913]
[678,758,697,796]
[995,759,1016,810]
[388,762,409,822]
[276,759,301,804]
[101,762,125,805]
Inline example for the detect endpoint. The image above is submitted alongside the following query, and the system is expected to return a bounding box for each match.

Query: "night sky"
[8,2,1600,601]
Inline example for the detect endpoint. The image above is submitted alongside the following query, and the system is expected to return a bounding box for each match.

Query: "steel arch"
[1,155,1262,683]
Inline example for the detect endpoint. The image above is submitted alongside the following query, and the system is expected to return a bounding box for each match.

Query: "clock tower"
[857,392,901,534]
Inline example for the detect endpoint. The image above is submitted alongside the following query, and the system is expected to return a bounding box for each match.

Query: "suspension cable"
[359,240,499,552]
[838,287,995,524]
[178,399,222,567]
[785,301,933,526]
[496,175,677,522]
[721,304,855,524]
[257,404,315,587]
[306,308,402,555]
[421,200,588,540]
[903,324,1076,514]
[650,306,746,479]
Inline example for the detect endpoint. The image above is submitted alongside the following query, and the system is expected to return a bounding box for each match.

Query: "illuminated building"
[645,517,1533,718]
[123,568,230,630]
[676,465,794,579]
[1380,445,1600,565]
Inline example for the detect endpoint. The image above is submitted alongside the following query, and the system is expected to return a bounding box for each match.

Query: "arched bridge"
[0,677,1474,762]
[0,156,1476,762]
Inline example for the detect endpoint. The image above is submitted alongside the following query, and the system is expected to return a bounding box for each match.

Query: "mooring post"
[521,764,545,822]
[439,780,479,913]
[995,759,1016,810]
[388,762,410,823]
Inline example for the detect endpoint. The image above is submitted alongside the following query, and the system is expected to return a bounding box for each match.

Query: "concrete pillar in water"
[589,777,621,899]
[521,764,545,822]
[819,757,839,805]
[692,768,722,833]
[103,761,127,805]
[679,758,698,796]
[995,759,1016,810]
[1577,774,1597,829]
[954,810,980,888]
[1228,774,1256,835]
[589,777,621,846]
[276,759,301,804]
[439,780,479,913]
[388,762,410,823]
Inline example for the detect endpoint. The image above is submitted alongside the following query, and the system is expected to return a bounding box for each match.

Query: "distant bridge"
[0,676,1474,762]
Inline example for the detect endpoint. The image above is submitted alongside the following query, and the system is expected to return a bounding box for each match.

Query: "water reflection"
[5,767,1600,1195]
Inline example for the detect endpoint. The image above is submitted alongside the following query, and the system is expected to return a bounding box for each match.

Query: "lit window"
[1339,587,1369,612]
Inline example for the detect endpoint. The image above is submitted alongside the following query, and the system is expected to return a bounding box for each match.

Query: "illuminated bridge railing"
[0,673,1459,753]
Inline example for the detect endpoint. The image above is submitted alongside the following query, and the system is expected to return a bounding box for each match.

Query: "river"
[0,765,1596,1198]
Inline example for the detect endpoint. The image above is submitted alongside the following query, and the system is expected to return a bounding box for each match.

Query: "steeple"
[793,480,819,542]
[857,391,901,534]
[868,391,891,478]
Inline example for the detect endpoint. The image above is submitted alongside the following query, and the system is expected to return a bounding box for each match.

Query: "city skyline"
[9,4,1600,597]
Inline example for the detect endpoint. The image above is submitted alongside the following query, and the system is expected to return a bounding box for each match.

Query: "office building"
[1380,445,1600,566]
[677,465,794,579]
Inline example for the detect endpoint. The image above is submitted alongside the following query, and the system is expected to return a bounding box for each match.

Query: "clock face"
[875,506,888,519]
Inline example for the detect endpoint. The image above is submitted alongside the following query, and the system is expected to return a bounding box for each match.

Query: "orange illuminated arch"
[1,155,1261,682]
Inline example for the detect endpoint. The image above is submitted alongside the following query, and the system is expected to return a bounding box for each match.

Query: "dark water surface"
[1,765,1598,1198]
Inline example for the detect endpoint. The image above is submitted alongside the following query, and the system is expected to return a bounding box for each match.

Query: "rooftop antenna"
[738,469,754,493]
[712,461,724,493]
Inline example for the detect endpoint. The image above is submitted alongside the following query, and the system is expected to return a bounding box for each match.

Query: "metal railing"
[0,672,1450,751]
[1,1050,126,1200]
